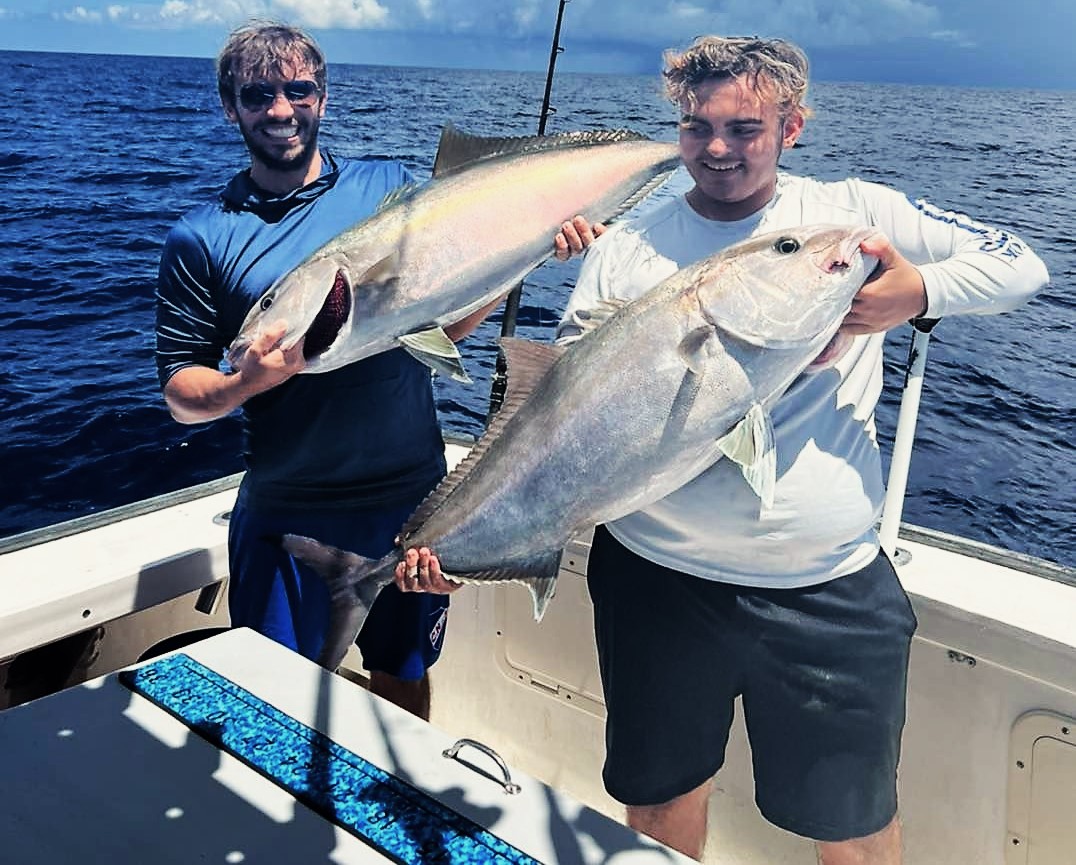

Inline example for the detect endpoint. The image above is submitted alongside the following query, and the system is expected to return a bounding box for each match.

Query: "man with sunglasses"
[155,20,596,719]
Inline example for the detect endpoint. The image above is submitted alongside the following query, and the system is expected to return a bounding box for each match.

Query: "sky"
[1,0,1074,90]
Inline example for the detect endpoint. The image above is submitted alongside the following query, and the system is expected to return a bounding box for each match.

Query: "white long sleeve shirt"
[556,173,1048,587]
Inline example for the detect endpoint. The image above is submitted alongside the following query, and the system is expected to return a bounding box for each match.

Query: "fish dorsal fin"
[432,122,652,177]
[398,328,472,383]
[500,336,565,404]
[402,337,565,535]
[716,403,776,508]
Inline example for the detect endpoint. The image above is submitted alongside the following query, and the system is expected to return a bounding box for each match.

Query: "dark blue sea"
[2,50,1073,567]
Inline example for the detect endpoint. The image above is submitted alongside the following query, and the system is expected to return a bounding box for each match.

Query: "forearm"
[444,294,507,342]
[920,248,1049,318]
[163,366,260,424]
[869,185,1049,318]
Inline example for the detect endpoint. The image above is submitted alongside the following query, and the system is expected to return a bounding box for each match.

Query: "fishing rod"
[879,317,941,563]
[487,0,570,421]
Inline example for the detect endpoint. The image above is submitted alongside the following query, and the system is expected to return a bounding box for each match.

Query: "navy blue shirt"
[156,153,446,510]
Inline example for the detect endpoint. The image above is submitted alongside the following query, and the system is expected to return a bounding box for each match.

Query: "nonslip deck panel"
[120,654,542,865]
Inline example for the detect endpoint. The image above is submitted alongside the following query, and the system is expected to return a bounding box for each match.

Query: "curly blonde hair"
[663,36,812,119]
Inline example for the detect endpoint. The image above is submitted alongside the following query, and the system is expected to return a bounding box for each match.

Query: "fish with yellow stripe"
[226,124,680,381]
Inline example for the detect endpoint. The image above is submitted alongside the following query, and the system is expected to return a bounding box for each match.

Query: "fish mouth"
[804,228,877,371]
[815,227,876,274]
[806,332,853,371]
[302,270,351,360]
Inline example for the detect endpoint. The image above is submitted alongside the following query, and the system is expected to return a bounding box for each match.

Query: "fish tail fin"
[281,533,393,672]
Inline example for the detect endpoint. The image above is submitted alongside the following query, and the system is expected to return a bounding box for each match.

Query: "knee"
[815,814,902,865]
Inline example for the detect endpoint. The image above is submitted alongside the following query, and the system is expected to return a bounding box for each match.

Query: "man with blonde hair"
[372,33,1050,865]
[396,33,1045,859]
[553,35,1046,863]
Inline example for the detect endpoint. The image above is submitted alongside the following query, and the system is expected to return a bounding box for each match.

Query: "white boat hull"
[2,443,1073,863]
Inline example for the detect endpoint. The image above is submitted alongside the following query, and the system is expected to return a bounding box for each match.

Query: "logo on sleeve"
[914,199,1027,261]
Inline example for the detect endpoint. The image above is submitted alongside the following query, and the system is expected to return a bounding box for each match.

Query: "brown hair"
[216,20,327,108]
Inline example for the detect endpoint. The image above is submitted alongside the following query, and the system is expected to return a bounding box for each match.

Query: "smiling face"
[678,74,804,222]
[223,58,326,193]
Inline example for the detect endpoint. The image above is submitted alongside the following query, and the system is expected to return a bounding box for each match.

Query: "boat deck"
[1,451,1074,863]
[0,628,690,864]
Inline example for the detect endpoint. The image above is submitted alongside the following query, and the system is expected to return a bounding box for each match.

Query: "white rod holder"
[879,318,940,560]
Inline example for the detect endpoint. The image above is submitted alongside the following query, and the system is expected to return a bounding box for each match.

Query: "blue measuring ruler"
[121,653,542,865]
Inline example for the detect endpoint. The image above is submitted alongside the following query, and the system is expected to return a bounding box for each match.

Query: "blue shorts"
[586,526,917,842]
[227,491,449,681]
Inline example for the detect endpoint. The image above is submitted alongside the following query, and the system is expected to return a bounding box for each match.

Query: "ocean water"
[1,50,1073,567]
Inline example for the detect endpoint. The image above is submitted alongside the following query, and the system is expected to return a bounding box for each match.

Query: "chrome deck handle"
[442,737,522,795]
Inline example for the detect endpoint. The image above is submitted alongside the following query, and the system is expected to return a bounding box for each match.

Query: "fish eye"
[260,295,274,311]
[774,237,801,254]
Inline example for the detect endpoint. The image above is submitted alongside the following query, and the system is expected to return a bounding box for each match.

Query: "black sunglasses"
[236,80,321,112]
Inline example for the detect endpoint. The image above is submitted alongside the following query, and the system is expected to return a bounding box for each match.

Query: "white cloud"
[159,0,227,24]
[260,0,941,50]
[71,0,269,27]
[930,29,976,49]
[48,0,950,46]
[59,5,104,22]
[271,0,390,29]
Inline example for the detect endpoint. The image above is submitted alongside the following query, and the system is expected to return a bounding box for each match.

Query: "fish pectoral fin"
[716,404,777,508]
[358,251,403,288]
[398,328,472,383]
[677,326,717,375]
[567,298,629,337]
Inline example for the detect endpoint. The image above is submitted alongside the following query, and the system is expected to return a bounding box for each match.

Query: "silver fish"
[227,124,680,381]
[285,224,877,670]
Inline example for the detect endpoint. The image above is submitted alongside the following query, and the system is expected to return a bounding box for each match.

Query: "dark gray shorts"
[586,525,918,842]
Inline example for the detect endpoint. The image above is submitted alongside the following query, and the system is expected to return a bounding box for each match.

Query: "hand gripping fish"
[285,224,878,670]
[227,124,680,381]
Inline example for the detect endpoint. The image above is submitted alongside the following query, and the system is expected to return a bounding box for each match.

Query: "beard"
[239,115,321,175]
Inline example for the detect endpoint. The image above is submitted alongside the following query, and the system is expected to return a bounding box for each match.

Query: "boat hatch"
[1006,711,1076,864]
[494,533,606,716]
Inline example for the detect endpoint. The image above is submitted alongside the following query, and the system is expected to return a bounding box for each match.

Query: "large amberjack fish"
[285,224,877,670]
[226,124,680,381]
